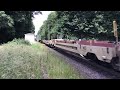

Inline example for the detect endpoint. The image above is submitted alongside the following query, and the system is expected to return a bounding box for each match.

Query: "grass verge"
[0,39,83,79]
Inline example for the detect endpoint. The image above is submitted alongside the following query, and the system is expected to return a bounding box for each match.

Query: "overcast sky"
[32,11,52,35]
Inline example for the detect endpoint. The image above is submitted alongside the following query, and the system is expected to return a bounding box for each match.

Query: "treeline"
[37,11,120,41]
[0,11,41,43]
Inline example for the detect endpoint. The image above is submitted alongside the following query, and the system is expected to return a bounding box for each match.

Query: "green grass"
[32,43,83,79]
[0,39,83,79]
[45,53,82,79]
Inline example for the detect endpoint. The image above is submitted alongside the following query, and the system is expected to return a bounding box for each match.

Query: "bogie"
[110,57,120,71]
[85,53,98,61]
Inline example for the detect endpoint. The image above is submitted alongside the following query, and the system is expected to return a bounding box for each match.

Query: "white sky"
[33,11,52,35]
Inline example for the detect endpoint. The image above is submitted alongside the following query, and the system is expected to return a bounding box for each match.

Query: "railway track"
[44,44,120,79]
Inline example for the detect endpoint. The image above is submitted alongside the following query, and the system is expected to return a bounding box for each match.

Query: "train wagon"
[44,39,120,71]
[41,20,120,71]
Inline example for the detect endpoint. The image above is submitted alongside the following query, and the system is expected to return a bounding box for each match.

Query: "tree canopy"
[37,11,120,41]
[0,11,41,44]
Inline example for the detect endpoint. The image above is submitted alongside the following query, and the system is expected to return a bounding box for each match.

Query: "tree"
[5,11,42,38]
[0,11,42,43]
[37,12,58,40]
[0,11,15,43]
[37,11,120,41]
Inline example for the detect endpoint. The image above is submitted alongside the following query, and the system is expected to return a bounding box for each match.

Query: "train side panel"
[77,40,117,63]
[78,44,116,63]
[44,39,119,64]
[54,41,79,54]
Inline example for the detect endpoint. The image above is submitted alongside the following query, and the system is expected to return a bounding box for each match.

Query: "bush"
[8,38,31,45]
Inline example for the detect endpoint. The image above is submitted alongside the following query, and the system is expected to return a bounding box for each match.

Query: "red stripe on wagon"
[56,40,76,44]
[56,40,116,47]
[77,40,115,47]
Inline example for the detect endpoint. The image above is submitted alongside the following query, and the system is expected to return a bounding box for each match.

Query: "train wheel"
[86,53,98,61]
[110,57,120,71]
[85,53,91,59]
[92,54,98,62]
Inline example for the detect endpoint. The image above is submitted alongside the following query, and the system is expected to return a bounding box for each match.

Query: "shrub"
[8,38,31,45]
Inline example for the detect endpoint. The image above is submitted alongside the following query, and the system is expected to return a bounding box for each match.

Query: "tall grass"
[0,40,41,79]
[32,43,83,79]
[0,39,83,79]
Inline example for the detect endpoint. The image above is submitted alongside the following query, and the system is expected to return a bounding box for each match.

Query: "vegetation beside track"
[0,39,82,79]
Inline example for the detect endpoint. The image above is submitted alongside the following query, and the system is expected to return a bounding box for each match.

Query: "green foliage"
[38,11,120,41]
[0,11,42,44]
[8,38,30,45]
[0,11,15,43]
[37,12,58,40]
[5,11,35,38]
[0,11,14,28]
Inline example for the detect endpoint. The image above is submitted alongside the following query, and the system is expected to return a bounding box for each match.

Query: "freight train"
[40,20,120,71]
[42,39,120,71]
